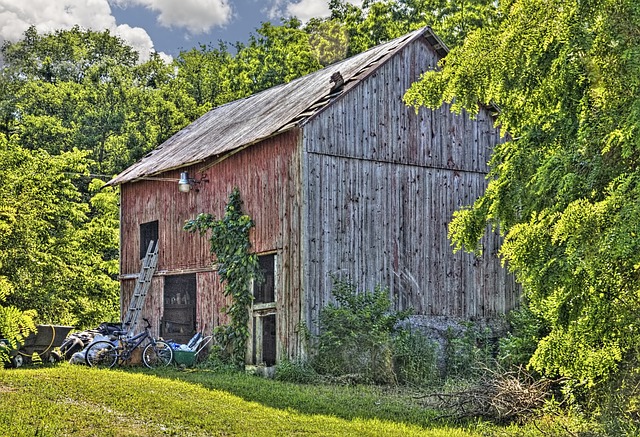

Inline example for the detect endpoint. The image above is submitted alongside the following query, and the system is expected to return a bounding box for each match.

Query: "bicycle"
[85,318,173,369]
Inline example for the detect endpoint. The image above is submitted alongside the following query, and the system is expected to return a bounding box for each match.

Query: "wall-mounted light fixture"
[178,171,208,193]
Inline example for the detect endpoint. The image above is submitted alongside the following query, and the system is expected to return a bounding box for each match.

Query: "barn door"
[250,254,277,366]
[162,274,196,344]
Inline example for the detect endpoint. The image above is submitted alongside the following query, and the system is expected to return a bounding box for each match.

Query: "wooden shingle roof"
[109,26,446,185]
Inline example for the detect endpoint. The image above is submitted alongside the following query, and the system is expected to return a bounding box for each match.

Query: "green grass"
[0,364,602,436]
[0,365,473,437]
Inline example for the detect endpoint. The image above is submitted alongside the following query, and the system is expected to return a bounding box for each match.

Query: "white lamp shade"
[178,172,191,192]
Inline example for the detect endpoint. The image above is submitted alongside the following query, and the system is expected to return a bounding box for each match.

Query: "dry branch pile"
[421,367,554,423]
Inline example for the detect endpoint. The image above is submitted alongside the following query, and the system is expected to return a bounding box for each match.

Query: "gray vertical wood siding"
[302,38,517,333]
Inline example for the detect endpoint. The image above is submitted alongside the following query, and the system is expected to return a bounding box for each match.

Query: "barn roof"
[109,26,447,185]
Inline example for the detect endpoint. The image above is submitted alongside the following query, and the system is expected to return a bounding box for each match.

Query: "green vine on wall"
[184,188,259,368]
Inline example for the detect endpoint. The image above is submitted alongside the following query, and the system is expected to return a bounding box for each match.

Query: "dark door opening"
[139,220,158,259]
[262,314,276,366]
[163,274,196,344]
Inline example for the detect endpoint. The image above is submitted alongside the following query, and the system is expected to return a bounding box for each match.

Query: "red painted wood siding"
[119,130,303,358]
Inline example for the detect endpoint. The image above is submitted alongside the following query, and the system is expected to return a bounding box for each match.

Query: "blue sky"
[109,0,275,57]
[0,1,362,62]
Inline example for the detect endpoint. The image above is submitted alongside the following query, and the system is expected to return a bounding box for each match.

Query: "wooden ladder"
[122,240,158,335]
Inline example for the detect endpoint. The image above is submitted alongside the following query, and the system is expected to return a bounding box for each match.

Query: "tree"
[405,0,640,384]
[305,19,349,67]
[1,27,198,176]
[0,135,119,327]
[231,19,323,97]
[1,25,138,84]
[328,0,499,54]
[174,42,235,111]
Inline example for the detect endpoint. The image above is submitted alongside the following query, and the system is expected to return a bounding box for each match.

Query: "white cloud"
[0,0,169,62]
[283,0,331,22]
[266,0,363,23]
[111,0,233,34]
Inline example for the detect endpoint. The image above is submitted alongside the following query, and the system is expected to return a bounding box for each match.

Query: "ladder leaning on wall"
[122,240,159,335]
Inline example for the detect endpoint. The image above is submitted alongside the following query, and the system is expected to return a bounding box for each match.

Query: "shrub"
[498,305,547,369]
[0,305,36,364]
[275,359,319,384]
[393,329,440,387]
[198,344,242,373]
[583,350,640,436]
[444,322,495,380]
[312,279,412,384]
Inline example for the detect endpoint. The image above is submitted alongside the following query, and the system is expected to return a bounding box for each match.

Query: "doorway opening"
[163,274,196,344]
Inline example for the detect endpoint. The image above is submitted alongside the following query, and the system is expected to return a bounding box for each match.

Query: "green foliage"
[174,41,235,110]
[275,358,320,384]
[405,0,640,387]
[328,0,498,55]
[498,306,547,369]
[184,188,259,368]
[198,348,242,374]
[444,322,495,380]
[232,19,323,95]
[313,279,412,384]
[1,25,138,82]
[0,136,119,327]
[393,329,440,386]
[305,19,350,66]
[444,322,496,379]
[593,351,640,435]
[0,306,36,363]
[1,27,198,176]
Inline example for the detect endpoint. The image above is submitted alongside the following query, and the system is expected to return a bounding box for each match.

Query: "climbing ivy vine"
[184,188,259,367]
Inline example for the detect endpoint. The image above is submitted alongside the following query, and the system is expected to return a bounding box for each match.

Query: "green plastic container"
[173,349,197,366]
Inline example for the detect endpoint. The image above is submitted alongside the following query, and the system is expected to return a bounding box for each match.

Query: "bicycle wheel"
[85,341,118,368]
[142,340,173,368]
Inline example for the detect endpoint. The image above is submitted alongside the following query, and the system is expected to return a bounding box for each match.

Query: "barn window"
[139,220,158,259]
[253,253,276,304]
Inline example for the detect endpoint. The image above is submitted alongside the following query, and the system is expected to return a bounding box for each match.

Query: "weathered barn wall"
[304,37,494,172]
[117,29,518,364]
[119,130,304,359]
[302,36,517,334]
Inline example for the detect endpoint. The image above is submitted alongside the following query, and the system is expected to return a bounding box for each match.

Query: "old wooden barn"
[109,26,518,366]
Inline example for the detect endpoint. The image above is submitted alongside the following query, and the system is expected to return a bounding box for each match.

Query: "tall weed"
[393,329,440,386]
[444,322,495,380]
[312,279,411,384]
[498,305,547,369]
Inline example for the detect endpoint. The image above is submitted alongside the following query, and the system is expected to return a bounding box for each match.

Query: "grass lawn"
[0,364,475,437]
[0,364,599,436]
